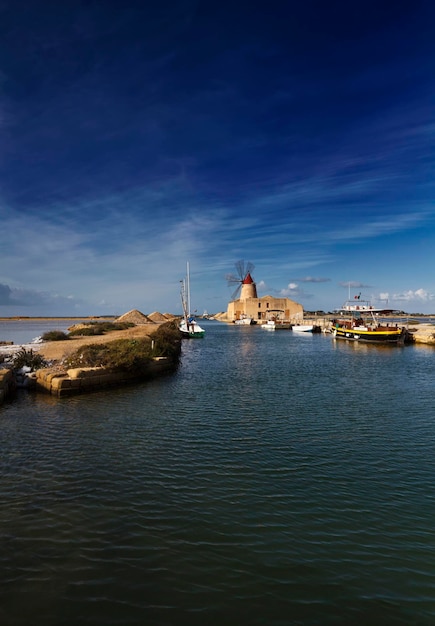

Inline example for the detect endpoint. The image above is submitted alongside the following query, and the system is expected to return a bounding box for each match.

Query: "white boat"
[338,298,387,314]
[292,324,313,333]
[234,316,254,325]
[261,320,276,331]
[179,263,205,338]
[179,317,205,338]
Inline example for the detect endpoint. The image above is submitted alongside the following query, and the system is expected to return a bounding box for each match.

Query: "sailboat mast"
[187,261,191,317]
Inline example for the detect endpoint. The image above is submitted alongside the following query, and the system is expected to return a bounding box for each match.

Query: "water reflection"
[2,321,435,625]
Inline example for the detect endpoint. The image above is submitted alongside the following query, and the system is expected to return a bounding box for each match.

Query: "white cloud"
[392,289,435,302]
[279,282,302,297]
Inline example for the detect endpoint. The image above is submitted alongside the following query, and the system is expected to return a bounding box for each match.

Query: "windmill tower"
[226,260,258,301]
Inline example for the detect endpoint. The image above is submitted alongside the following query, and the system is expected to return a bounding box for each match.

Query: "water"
[0,319,96,345]
[1,321,435,625]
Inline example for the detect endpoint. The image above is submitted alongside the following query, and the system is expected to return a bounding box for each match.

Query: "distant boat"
[261,320,276,331]
[261,309,285,331]
[234,316,254,325]
[179,263,205,338]
[292,324,313,333]
[331,298,405,344]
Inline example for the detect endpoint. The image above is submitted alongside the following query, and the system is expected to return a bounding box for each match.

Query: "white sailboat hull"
[179,319,205,338]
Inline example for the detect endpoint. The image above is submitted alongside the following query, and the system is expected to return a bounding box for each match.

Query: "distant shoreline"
[0,316,116,322]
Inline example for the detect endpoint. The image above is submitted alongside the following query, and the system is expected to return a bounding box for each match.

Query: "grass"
[63,321,181,373]
[41,330,69,341]
[41,321,135,341]
[68,321,135,336]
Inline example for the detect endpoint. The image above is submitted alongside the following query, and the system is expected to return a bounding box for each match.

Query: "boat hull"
[261,321,276,331]
[332,326,404,344]
[179,320,205,338]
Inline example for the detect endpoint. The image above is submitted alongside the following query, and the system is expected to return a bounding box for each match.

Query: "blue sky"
[0,0,434,316]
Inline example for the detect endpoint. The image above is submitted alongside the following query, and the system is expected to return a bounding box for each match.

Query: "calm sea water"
[0,319,96,345]
[1,321,435,625]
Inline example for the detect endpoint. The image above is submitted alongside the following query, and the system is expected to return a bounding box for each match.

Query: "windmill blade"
[234,260,255,280]
[235,260,246,280]
[244,261,255,276]
[231,283,242,301]
[225,261,255,300]
[225,272,241,285]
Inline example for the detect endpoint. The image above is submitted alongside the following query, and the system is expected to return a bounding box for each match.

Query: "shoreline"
[0,320,179,401]
[0,316,116,322]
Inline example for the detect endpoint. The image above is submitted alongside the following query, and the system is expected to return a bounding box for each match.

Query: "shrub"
[12,348,47,371]
[63,321,181,372]
[64,339,153,373]
[68,321,135,336]
[150,321,182,358]
[42,330,69,341]
[68,326,105,336]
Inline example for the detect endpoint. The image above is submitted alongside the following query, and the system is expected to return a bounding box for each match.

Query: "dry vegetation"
[38,320,181,363]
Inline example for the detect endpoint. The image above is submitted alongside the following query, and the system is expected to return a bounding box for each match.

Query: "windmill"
[226,260,258,301]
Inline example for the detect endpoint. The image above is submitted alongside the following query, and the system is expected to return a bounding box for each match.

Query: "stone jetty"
[35,357,176,398]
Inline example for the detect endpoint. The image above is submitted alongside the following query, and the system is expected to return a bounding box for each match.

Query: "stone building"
[226,271,304,323]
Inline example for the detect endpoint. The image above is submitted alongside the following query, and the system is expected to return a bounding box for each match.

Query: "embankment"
[0,369,15,404]
[35,357,177,398]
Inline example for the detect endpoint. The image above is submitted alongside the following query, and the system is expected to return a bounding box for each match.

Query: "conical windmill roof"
[243,272,254,284]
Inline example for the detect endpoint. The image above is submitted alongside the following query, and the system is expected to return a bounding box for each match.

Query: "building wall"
[227,295,304,322]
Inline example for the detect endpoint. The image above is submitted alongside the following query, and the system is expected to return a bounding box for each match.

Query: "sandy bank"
[38,323,163,362]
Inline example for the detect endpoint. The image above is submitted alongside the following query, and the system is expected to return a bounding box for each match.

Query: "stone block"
[67,367,105,379]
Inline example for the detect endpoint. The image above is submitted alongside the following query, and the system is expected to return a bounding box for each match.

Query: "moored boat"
[179,263,205,338]
[331,298,405,344]
[292,324,313,333]
[261,320,276,331]
[234,316,254,325]
[179,317,205,338]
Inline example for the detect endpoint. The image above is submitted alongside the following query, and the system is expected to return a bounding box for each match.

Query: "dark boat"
[331,299,405,344]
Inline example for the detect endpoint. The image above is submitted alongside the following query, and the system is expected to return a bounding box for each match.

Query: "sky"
[0,0,434,317]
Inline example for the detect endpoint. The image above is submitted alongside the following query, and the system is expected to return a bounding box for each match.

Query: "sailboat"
[179,262,205,338]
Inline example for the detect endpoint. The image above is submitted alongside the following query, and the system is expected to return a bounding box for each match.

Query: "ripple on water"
[1,326,435,624]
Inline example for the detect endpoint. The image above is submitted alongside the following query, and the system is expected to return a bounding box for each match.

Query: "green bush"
[64,339,153,373]
[150,321,182,358]
[42,330,69,341]
[12,348,47,371]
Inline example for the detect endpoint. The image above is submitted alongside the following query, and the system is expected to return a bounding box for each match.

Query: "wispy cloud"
[339,281,372,290]
[291,276,331,283]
